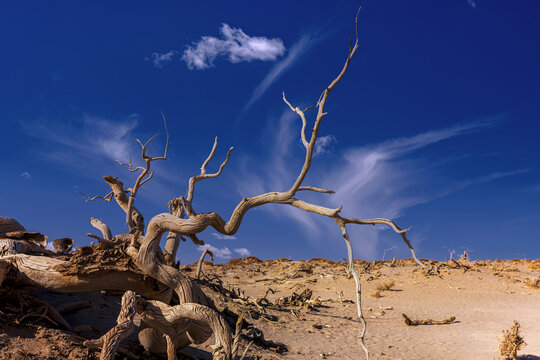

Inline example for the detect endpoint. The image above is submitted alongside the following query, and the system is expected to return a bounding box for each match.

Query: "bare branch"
[336,220,369,359]
[139,171,154,187]
[87,233,105,242]
[196,247,214,279]
[184,138,234,215]
[164,198,184,266]
[282,91,309,149]
[77,190,114,202]
[90,217,112,241]
[201,136,219,175]
[115,155,145,173]
[297,186,335,194]
[124,113,170,231]
[102,176,144,234]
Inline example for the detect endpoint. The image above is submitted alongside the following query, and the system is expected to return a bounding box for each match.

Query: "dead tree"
[1,10,425,360]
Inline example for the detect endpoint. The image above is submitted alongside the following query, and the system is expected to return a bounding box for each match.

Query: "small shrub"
[496,321,526,360]
[370,290,382,298]
[376,280,395,291]
[524,277,540,289]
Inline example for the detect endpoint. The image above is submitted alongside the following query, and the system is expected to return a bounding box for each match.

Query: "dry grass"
[370,290,382,298]
[526,259,540,271]
[376,280,396,291]
[496,320,526,360]
[524,277,540,289]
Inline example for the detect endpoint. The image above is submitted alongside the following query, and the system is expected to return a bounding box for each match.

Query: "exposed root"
[83,290,138,360]
[402,313,456,326]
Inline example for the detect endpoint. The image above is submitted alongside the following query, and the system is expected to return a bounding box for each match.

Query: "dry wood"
[84,290,138,360]
[0,239,49,256]
[196,248,214,279]
[402,313,456,326]
[121,112,170,232]
[103,176,145,234]
[90,217,112,240]
[164,198,184,266]
[52,238,73,254]
[1,254,171,302]
[0,217,26,233]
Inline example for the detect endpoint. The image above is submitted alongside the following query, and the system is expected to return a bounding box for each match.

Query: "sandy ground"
[0,257,539,360]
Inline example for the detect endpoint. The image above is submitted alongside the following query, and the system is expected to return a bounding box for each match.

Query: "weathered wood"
[90,218,112,240]
[196,248,213,279]
[2,254,171,302]
[103,176,145,234]
[84,291,138,360]
[52,238,73,254]
[0,239,49,256]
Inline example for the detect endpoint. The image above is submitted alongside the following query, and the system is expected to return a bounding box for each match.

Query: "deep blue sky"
[1,1,539,263]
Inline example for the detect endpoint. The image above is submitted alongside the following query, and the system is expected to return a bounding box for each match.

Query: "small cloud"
[197,244,232,259]
[467,0,477,7]
[182,24,285,70]
[147,50,177,68]
[234,248,251,257]
[211,232,237,240]
[314,135,336,156]
[20,171,31,179]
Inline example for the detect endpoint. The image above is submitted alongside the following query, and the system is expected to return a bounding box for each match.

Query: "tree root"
[83,290,138,360]
[402,313,456,326]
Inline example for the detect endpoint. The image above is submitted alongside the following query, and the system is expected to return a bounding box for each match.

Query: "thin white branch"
[184,138,234,215]
[282,91,309,149]
[297,186,335,194]
[77,190,114,203]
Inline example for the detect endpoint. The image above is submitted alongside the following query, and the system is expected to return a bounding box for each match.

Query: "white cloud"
[148,50,177,68]
[211,232,237,240]
[20,171,31,179]
[467,0,477,8]
[314,135,336,156]
[197,244,232,259]
[182,24,285,70]
[234,248,251,257]
[244,33,315,111]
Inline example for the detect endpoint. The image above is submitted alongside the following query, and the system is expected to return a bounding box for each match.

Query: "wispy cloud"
[23,114,138,164]
[243,33,316,112]
[211,232,237,240]
[467,0,477,8]
[182,24,285,70]
[20,171,31,179]
[21,113,182,211]
[147,50,177,68]
[236,116,523,259]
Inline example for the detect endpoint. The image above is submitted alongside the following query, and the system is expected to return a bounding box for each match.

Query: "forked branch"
[183,137,233,216]
[125,113,170,231]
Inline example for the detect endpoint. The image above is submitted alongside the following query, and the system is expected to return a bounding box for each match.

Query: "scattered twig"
[402,313,456,326]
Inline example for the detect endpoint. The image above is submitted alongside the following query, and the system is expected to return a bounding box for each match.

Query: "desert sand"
[1,256,539,360]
